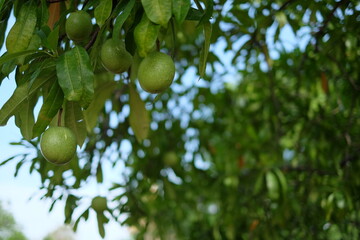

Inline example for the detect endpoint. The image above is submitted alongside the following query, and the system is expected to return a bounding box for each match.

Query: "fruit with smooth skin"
[138,52,175,93]
[163,151,179,167]
[65,11,93,42]
[100,39,133,74]
[40,127,77,165]
[91,196,107,212]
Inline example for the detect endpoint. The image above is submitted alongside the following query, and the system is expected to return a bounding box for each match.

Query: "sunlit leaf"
[94,0,112,27]
[6,2,37,53]
[134,14,160,57]
[141,0,172,26]
[172,0,190,24]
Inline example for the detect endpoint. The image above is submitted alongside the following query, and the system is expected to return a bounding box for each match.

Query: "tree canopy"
[0,201,28,240]
[0,0,360,239]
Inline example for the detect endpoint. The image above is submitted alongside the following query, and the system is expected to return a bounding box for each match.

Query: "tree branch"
[315,0,351,51]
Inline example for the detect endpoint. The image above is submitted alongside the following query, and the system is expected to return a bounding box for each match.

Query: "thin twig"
[85,27,100,50]
[278,0,297,11]
[57,108,63,126]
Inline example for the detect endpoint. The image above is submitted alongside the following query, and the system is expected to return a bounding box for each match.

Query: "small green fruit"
[100,39,133,74]
[163,151,178,167]
[65,11,93,42]
[91,196,107,212]
[138,52,175,94]
[40,127,77,165]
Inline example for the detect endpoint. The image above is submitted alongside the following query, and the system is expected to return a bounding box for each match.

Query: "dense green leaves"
[0,72,53,126]
[1,1,360,240]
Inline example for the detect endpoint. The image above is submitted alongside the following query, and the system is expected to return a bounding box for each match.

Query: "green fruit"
[163,151,178,166]
[100,39,133,74]
[138,52,175,94]
[65,11,93,42]
[91,196,107,212]
[40,127,77,165]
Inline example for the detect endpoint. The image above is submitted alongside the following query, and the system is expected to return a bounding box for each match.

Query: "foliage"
[0,0,360,239]
[0,201,28,240]
[43,225,75,240]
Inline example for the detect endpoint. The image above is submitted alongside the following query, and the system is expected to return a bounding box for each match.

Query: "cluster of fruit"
[40,10,176,165]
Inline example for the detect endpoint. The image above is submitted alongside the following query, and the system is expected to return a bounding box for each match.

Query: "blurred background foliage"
[0,201,27,240]
[1,0,360,239]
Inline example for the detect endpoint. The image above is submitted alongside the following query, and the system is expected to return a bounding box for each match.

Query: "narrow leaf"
[15,95,37,140]
[141,0,172,26]
[56,46,94,108]
[94,0,112,27]
[199,21,212,78]
[33,81,64,138]
[113,0,135,40]
[0,0,5,11]
[134,14,160,57]
[6,2,37,53]
[64,101,87,147]
[84,73,116,132]
[129,85,150,143]
[0,73,54,126]
[0,50,39,66]
[96,162,103,183]
[172,0,190,24]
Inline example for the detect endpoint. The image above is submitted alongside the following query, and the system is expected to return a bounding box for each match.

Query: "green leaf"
[6,1,37,53]
[129,85,150,143]
[96,162,103,183]
[172,0,190,24]
[266,170,280,200]
[273,168,288,201]
[141,0,172,26]
[199,0,213,24]
[64,194,78,224]
[32,81,64,138]
[84,73,116,132]
[199,21,212,78]
[0,73,54,126]
[94,0,112,27]
[64,101,87,147]
[0,49,39,66]
[0,0,5,11]
[113,0,135,40]
[47,25,60,51]
[73,208,90,231]
[56,46,95,109]
[134,14,160,57]
[14,95,37,140]
[185,7,204,21]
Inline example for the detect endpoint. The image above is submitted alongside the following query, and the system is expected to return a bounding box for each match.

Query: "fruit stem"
[58,108,63,126]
